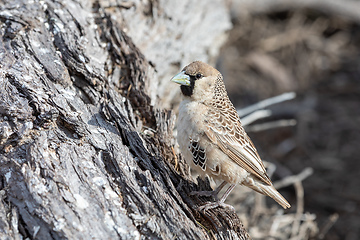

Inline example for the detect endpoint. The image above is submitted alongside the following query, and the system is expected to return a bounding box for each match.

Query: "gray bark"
[0,0,249,239]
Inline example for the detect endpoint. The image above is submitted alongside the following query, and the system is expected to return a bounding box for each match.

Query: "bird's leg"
[218,183,236,203]
[197,184,236,212]
[190,181,227,199]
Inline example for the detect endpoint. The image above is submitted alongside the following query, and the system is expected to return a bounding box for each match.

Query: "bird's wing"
[205,107,272,185]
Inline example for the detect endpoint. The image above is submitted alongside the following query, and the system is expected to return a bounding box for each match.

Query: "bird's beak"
[170,71,191,86]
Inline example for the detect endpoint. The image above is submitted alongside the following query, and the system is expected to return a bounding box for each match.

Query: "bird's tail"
[244,179,291,209]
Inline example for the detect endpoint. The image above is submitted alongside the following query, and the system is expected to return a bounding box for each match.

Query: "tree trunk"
[0,0,249,239]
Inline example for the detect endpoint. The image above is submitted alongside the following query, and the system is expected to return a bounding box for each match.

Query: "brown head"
[171,61,226,101]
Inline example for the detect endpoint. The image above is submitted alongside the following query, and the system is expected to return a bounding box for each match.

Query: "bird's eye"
[195,73,203,80]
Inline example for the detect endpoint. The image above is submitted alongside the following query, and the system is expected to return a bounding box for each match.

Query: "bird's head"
[171,61,223,101]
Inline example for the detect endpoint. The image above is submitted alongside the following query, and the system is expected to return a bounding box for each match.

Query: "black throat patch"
[180,76,196,96]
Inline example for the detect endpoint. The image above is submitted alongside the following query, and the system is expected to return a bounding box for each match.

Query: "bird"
[171,61,291,210]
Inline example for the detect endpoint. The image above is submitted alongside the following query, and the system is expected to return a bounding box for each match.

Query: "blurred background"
[216,1,360,239]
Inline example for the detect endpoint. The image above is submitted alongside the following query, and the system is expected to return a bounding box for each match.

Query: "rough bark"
[0,0,249,239]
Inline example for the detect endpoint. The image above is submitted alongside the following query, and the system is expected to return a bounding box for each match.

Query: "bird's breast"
[177,100,209,157]
[177,100,209,135]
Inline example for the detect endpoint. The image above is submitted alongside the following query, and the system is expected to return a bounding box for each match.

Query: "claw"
[195,183,237,212]
[198,201,235,212]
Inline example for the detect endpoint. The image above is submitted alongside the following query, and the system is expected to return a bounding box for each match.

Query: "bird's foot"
[197,201,235,212]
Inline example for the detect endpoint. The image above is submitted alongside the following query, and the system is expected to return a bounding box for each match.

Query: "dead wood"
[0,0,250,239]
